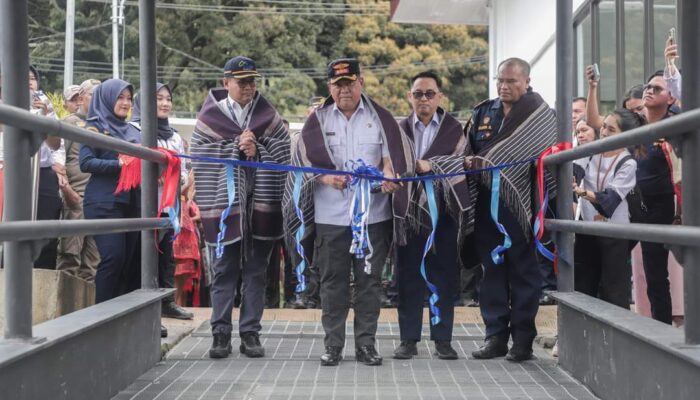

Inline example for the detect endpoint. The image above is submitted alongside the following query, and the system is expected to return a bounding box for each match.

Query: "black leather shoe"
[160,325,168,338]
[285,294,307,309]
[434,341,458,360]
[162,300,194,320]
[355,345,383,366]
[209,332,232,359]
[393,340,418,359]
[240,332,265,358]
[320,346,343,366]
[471,336,509,359]
[505,344,534,362]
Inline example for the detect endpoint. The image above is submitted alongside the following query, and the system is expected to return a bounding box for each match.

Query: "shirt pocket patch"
[358,129,383,166]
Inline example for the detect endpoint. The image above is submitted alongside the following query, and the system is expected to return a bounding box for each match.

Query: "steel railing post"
[139,0,159,289]
[1,0,35,340]
[555,0,575,292]
[680,0,700,345]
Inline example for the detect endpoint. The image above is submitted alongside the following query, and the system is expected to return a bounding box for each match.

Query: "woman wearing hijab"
[80,79,142,303]
[130,83,193,320]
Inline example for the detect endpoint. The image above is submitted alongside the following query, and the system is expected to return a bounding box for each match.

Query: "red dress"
[174,199,202,305]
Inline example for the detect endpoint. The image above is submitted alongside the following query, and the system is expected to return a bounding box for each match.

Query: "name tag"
[326,131,336,136]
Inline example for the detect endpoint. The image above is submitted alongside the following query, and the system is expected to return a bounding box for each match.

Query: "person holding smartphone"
[664,29,682,101]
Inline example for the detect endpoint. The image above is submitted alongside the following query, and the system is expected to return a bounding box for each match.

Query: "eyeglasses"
[235,78,258,88]
[412,90,438,100]
[643,84,665,94]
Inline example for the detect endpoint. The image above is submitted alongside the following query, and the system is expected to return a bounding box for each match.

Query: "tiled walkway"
[115,317,597,400]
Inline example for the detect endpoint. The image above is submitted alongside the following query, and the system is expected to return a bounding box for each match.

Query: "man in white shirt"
[287,58,415,366]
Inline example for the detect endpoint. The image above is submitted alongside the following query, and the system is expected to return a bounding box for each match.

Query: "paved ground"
[116,307,597,400]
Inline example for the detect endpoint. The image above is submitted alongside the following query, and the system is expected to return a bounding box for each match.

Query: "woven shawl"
[282,94,415,255]
[470,92,557,239]
[399,109,474,240]
[191,89,290,246]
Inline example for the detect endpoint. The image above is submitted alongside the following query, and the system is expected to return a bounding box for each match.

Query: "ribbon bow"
[346,159,383,274]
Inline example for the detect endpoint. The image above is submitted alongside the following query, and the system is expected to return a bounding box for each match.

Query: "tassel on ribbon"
[490,169,512,264]
[115,154,141,194]
[347,159,383,274]
[534,142,572,271]
[215,164,236,259]
[420,179,441,325]
[291,171,307,293]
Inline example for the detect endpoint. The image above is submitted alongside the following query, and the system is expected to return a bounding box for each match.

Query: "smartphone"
[669,27,676,44]
[592,63,600,82]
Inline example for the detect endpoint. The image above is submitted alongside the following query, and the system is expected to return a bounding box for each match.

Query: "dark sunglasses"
[643,84,665,94]
[412,90,438,100]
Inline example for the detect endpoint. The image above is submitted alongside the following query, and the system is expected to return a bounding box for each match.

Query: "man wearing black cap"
[190,56,290,359]
[283,58,415,366]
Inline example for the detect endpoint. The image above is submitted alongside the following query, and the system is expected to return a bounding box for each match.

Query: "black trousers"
[396,214,459,342]
[631,193,675,324]
[574,233,631,309]
[85,202,141,303]
[474,192,541,346]
[460,233,482,301]
[34,167,62,269]
[209,240,274,335]
[315,221,392,348]
[157,221,176,303]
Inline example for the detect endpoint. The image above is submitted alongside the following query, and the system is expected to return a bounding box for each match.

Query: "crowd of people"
[0,34,685,365]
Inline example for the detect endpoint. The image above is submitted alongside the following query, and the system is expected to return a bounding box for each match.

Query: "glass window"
[653,0,677,74]
[598,0,617,114]
[575,14,592,97]
[625,1,645,88]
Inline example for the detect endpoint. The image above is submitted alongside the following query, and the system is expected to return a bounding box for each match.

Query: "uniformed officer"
[393,71,470,360]
[287,58,414,366]
[465,58,557,362]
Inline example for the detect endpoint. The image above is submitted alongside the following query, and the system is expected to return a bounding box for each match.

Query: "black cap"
[327,58,360,84]
[223,56,261,79]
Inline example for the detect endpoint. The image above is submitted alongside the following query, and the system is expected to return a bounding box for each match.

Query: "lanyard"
[226,98,250,129]
[596,153,621,191]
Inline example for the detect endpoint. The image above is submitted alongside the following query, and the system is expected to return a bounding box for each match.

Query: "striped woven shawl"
[191,89,290,246]
[282,94,415,256]
[470,92,557,239]
[399,109,474,241]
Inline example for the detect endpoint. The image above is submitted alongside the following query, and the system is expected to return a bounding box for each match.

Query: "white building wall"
[488,0,586,106]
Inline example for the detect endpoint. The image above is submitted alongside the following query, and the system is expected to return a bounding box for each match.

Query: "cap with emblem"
[63,85,81,101]
[327,58,360,84]
[224,56,262,79]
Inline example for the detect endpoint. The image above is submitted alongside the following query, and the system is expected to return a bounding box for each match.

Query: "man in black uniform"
[465,58,557,362]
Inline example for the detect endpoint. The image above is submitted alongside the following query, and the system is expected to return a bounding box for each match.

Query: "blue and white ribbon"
[490,169,512,264]
[532,190,556,262]
[164,198,181,239]
[420,179,442,325]
[215,164,236,259]
[347,160,383,274]
[291,171,307,293]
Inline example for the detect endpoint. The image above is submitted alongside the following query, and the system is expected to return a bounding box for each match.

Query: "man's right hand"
[585,65,597,88]
[317,174,348,190]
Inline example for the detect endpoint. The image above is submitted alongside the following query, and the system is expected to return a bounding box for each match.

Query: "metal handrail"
[0,218,170,242]
[543,107,700,166]
[545,219,700,247]
[0,103,167,164]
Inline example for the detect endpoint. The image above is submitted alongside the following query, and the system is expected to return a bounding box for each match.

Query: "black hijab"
[132,82,174,141]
